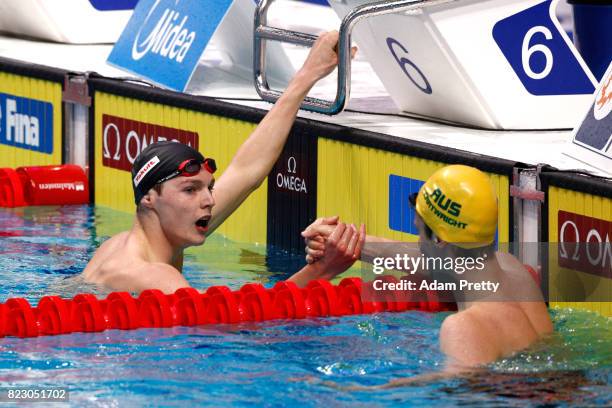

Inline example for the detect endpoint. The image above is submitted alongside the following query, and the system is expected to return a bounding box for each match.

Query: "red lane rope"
[0,278,456,338]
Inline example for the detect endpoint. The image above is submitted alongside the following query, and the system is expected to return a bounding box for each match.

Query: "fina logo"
[132,0,196,63]
[3,98,40,148]
[0,92,53,154]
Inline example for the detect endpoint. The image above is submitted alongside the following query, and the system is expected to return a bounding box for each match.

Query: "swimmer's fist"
[309,222,365,279]
[298,31,358,82]
[302,216,338,263]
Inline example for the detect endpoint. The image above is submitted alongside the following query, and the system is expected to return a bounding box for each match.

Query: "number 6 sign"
[329,0,597,129]
[493,0,594,96]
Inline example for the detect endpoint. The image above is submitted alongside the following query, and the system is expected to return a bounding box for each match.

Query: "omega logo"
[558,211,611,277]
[276,156,307,194]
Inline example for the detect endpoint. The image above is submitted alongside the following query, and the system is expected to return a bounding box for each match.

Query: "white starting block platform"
[326,0,597,130]
[0,0,134,44]
[0,0,607,177]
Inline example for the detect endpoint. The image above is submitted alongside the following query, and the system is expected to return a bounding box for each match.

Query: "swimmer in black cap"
[82,32,364,293]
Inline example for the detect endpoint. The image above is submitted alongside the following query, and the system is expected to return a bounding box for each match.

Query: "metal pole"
[254,0,456,114]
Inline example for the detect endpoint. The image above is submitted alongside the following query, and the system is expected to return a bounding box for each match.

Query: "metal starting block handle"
[254,0,455,115]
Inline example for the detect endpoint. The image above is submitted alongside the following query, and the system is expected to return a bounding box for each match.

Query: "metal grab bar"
[253,0,454,115]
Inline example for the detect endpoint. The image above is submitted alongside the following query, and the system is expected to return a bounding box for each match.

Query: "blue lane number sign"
[493,0,594,96]
[108,0,233,91]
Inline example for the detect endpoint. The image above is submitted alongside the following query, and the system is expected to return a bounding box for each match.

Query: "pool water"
[0,206,610,407]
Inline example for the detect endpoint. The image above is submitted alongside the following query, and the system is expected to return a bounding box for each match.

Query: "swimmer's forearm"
[361,235,421,263]
[227,70,317,190]
[208,32,340,231]
[288,263,334,288]
[206,71,320,233]
[363,234,397,256]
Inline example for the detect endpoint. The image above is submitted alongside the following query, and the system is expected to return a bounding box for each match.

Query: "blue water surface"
[0,206,610,407]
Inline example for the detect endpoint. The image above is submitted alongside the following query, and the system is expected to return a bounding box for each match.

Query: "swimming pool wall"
[0,58,64,167]
[0,56,610,317]
[542,172,612,317]
[88,75,513,249]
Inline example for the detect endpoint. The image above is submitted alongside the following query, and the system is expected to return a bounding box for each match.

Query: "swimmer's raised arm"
[207,32,357,233]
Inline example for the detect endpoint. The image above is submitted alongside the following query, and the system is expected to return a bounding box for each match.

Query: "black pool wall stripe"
[266,126,318,256]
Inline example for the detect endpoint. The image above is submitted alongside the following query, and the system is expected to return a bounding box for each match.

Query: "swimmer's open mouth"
[196,217,209,229]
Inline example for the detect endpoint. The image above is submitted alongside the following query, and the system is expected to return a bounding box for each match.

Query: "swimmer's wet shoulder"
[440,302,547,367]
[82,231,190,293]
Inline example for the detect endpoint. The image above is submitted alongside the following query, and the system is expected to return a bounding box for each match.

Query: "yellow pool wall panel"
[0,72,62,167]
[548,186,611,317]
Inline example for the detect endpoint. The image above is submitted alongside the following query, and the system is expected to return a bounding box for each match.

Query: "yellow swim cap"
[415,165,498,248]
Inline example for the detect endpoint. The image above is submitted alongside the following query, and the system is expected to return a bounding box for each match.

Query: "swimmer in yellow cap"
[303,165,552,372]
[82,31,363,293]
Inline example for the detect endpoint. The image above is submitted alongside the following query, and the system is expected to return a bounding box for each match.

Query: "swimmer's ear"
[140,191,156,209]
[432,232,447,248]
[431,231,440,244]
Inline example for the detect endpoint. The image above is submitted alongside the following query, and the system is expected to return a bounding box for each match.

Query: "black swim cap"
[131,141,204,204]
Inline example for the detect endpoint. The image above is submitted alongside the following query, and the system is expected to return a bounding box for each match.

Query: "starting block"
[256,0,598,129]
[0,0,135,43]
[328,0,597,129]
[108,0,293,92]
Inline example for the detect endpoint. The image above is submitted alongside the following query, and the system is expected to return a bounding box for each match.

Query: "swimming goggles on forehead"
[156,158,217,184]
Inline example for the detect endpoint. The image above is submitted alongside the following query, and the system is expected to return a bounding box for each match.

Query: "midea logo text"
[132,0,196,62]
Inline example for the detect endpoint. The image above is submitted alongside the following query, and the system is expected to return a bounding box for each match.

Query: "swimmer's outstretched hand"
[302,216,339,264]
[298,31,358,82]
